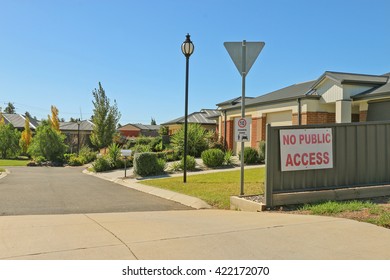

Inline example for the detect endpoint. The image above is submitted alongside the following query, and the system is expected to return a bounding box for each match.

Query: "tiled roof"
[2,113,37,129]
[217,70,390,110]
[59,120,94,131]
[162,109,220,125]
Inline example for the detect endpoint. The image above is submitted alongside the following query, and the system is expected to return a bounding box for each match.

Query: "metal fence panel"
[266,121,390,200]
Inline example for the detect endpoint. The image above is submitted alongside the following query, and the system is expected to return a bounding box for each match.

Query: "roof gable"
[312,71,388,90]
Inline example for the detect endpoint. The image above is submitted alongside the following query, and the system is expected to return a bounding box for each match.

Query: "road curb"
[83,169,212,210]
[0,169,10,180]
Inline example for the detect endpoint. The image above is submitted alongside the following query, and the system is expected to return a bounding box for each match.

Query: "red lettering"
[283,134,296,145]
[282,135,290,145]
[286,154,293,167]
[294,153,301,166]
[316,152,323,164]
[301,153,308,165]
[299,134,304,144]
[311,134,317,144]
[325,133,331,143]
[309,152,316,165]
[323,152,330,164]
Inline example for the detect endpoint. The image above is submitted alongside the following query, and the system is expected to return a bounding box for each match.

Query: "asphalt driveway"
[0,167,191,215]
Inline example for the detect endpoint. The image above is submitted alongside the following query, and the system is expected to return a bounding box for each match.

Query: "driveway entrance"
[0,167,191,215]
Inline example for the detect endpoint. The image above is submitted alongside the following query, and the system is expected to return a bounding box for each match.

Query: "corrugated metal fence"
[265,121,390,206]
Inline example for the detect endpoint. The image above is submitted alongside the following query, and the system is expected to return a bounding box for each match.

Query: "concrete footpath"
[1,210,390,260]
[0,167,390,260]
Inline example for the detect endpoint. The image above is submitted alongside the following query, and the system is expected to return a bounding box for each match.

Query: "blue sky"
[1,0,390,125]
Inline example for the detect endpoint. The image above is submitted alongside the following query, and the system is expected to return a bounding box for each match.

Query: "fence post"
[265,124,273,207]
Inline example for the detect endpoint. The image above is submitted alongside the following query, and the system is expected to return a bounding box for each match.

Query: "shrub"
[164,149,181,162]
[79,146,97,163]
[224,149,234,165]
[92,156,111,172]
[28,121,68,162]
[67,154,83,166]
[133,152,166,177]
[34,155,46,164]
[107,143,121,166]
[171,124,208,157]
[258,141,266,163]
[168,161,182,172]
[150,136,163,152]
[132,144,152,153]
[115,156,134,169]
[201,148,225,168]
[135,136,153,146]
[180,155,196,171]
[239,147,259,164]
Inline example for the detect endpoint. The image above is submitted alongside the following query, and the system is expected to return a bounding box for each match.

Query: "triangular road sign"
[224,41,265,76]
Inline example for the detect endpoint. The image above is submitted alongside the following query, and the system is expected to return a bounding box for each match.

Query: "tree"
[28,121,68,162]
[4,102,16,114]
[20,116,33,155]
[49,105,60,131]
[151,118,157,125]
[25,111,33,120]
[90,82,121,149]
[0,120,21,159]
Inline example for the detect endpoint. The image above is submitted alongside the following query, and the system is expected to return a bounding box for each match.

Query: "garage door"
[266,111,292,126]
[367,101,390,121]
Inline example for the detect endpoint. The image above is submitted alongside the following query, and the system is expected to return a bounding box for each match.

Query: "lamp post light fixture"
[181,33,194,183]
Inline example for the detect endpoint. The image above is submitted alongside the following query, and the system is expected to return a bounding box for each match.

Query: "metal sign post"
[224,40,264,195]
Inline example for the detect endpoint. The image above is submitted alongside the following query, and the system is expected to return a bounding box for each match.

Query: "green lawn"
[141,167,265,209]
[0,159,30,166]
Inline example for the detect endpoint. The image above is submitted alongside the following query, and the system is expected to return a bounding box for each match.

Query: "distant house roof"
[59,120,94,132]
[162,109,220,125]
[1,113,38,130]
[118,123,160,131]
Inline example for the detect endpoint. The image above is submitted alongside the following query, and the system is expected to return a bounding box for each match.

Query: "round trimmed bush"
[133,152,166,177]
[239,147,259,164]
[201,148,225,168]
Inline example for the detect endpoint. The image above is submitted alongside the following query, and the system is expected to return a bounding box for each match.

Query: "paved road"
[0,167,191,215]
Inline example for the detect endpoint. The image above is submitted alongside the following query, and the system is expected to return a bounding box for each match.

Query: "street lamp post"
[77,119,81,155]
[181,33,194,183]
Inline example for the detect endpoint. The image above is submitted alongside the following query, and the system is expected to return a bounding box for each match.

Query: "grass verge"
[0,159,30,167]
[141,167,265,209]
[297,200,390,229]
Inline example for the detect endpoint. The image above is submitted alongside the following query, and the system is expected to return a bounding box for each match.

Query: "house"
[1,113,94,152]
[217,71,390,154]
[118,123,160,138]
[162,109,220,135]
[59,120,94,152]
[1,113,39,131]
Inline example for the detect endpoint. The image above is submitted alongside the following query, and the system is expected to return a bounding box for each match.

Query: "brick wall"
[226,120,234,150]
[251,117,259,148]
[360,110,367,122]
[302,112,335,124]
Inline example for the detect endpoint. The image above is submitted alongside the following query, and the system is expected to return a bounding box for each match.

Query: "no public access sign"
[279,128,333,171]
[234,117,251,142]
